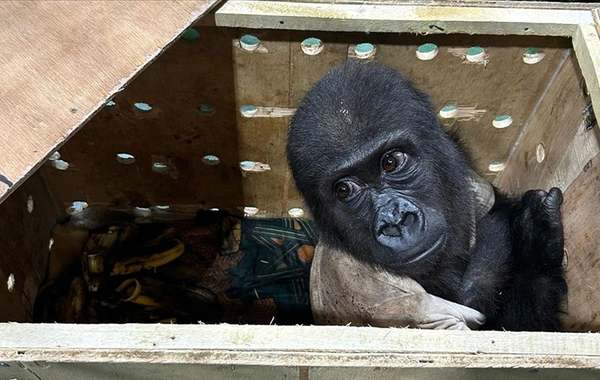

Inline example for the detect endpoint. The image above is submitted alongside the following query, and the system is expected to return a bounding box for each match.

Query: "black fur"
[286,62,567,331]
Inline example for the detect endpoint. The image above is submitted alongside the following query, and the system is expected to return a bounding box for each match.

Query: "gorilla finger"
[545,187,563,208]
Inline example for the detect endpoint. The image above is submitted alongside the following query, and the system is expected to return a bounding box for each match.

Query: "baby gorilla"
[286,62,566,331]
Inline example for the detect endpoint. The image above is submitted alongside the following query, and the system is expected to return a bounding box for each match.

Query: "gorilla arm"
[311,243,487,330]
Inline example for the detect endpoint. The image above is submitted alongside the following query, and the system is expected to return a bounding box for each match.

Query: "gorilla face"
[287,63,474,276]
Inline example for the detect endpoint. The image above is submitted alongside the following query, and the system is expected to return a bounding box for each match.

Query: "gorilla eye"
[334,180,359,200]
[382,151,406,173]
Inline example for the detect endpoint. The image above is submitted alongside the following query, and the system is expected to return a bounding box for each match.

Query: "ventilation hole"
[6,273,15,293]
[488,161,506,173]
[288,207,305,218]
[49,238,54,251]
[492,115,513,129]
[51,159,70,170]
[524,27,531,32]
[134,207,152,217]
[198,103,216,116]
[152,162,169,173]
[240,35,260,52]
[240,105,258,117]
[301,37,324,55]
[439,105,458,119]
[154,205,170,211]
[67,201,89,215]
[182,28,200,41]
[239,160,256,171]
[536,143,546,163]
[466,46,485,62]
[67,201,88,214]
[106,100,116,107]
[0,363,9,367]
[244,206,259,216]
[354,43,375,59]
[49,151,61,161]
[27,195,34,213]
[202,155,220,166]
[116,153,136,164]
[416,43,439,61]
[523,48,545,65]
[133,102,153,113]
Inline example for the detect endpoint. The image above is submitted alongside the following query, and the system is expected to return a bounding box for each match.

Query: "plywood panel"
[43,26,244,214]
[0,0,220,207]
[365,34,571,177]
[494,52,587,192]
[232,30,292,216]
[560,152,600,332]
[0,172,58,321]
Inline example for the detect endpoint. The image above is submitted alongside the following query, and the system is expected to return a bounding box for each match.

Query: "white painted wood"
[215,1,594,36]
[573,23,600,129]
[1,324,600,368]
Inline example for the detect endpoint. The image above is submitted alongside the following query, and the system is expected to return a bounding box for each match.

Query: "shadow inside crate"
[34,210,316,325]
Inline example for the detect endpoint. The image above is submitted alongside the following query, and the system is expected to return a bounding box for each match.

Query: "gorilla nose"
[380,212,419,237]
[381,224,402,237]
[375,199,423,249]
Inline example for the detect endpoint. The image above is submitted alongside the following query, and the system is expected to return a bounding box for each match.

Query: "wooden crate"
[2,1,600,378]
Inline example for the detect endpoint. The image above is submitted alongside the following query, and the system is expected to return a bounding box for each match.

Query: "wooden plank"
[561,153,600,332]
[0,362,298,380]
[310,367,600,380]
[1,324,600,368]
[493,52,587,192]
[0,172,58,322]
[0,0,221,207]
[548,126,600,192]
[233,30,292,217]
[215,1,593,36]
[292,0,599,11]
[573,23,600,133]
[1,362,599,380]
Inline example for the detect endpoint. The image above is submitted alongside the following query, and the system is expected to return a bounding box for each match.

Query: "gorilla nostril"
[401,212,418,227]
[381,224,402,237]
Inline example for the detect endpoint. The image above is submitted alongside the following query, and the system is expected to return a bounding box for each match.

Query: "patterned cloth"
[227,218,316,324]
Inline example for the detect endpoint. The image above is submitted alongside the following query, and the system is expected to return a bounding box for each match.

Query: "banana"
[128,294,162,308]
[62,277,87,323]
[109,238,185,276]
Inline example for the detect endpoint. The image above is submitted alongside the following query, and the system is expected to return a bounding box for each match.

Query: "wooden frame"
[2,1,600,379]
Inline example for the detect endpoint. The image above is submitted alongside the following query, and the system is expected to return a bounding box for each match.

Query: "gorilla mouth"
[403,234,445,265]
[376,233,445,267]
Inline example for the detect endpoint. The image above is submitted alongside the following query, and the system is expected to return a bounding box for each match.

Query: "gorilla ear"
[469,170,496,220]
[466,170,495,249]
[468,170,495,220]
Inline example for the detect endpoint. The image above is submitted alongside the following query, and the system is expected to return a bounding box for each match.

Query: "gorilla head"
[287,63,475,278]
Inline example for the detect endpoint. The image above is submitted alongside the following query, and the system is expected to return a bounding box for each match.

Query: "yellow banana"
[128,294,161,308]
[109,238,185,276]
